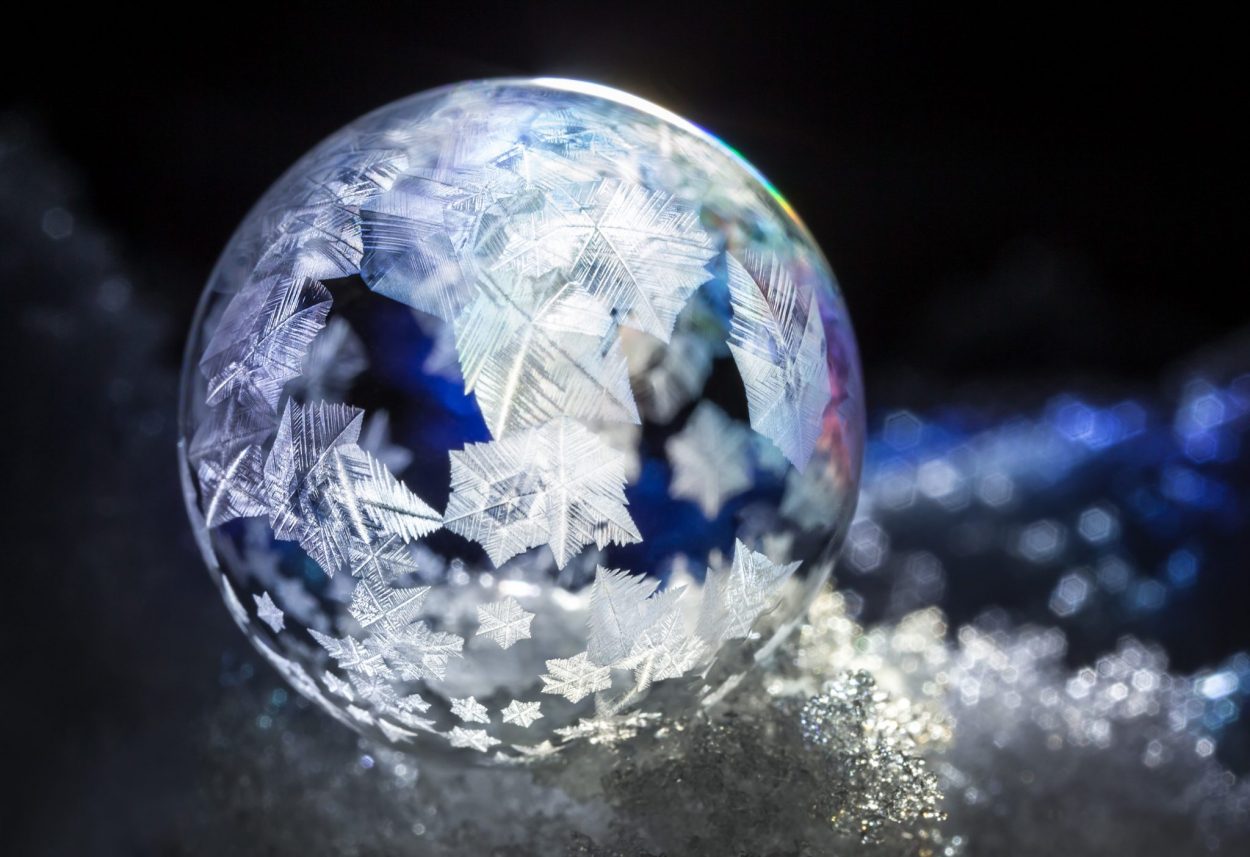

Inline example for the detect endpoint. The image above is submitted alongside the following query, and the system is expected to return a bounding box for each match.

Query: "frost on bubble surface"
[179,79,861,757]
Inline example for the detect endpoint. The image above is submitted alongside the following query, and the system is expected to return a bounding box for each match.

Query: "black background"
[2,5,1247,852]
[8,5,1246,405]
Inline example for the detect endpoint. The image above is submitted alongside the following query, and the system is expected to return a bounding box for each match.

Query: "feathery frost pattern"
[696,540,800,645]
[491,180,716,341]
[258,142,407,280]
[444,418,641,568]
[726,252,833,470]
[450,696,490,723]
[540,652,613,703]
[357,109,717,442]
[586,566,663,666]
[264,400,364,542]
[202,274,332,411]
[263,401,440,576]
[454,269,638,436]
[323,447,442,544]
[618,587,708,688]
[475,597,535,649]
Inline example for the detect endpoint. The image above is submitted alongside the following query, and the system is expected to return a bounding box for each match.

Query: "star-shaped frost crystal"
[444,418,641,568]
[450,696,490,723]
[666,402,753,518]
[500,700,543,728]
[253,591,285,633]
[475,597,535,649]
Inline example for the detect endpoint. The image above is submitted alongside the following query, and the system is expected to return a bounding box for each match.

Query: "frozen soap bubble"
[178,78,864,760]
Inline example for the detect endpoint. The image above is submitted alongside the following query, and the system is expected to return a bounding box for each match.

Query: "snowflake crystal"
[540,651,612,703]
[492,179,715,342]
[476,597,534,649]
[444,418,641,568]
[454,267,638,436]
[500,699,544,728]
[253,591,285,633]
[450,696,491,723]
[586,566,662,666]
[511,739,561,759]
[666,401,753,518]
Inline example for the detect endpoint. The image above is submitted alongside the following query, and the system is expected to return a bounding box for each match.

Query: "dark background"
[2,5,1246,853]
[8,5,1247,405]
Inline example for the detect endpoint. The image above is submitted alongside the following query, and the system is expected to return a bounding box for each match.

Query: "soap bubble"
[178,78,863,759]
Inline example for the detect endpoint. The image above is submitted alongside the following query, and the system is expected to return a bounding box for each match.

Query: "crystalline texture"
[726,252,833,470]
[444,418,641,568]
[180,79,863,758]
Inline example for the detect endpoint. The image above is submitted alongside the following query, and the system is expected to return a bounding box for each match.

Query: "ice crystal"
[454,268,638,436]
[450,696,490,724]
[725,252,832,470]
[617,588,707,687]
[540,652,613,703]
[369,621,464,683]
[189,396,274,527]
[309,630,389,678]
[475,596,535,649]
[586,566,663,666]
[511,739,561,759]
[492,180,715,341]
[257,140,407,282]
[264,401,364,551]
[553,710,660,746]
[376,720,422,744]
[201,274,331,411]
[263,401,439,576]
[346,704,373,724]
[666,402,753,518]
[447,726,501,753]
[253,591,285,633]
[322,671,354,701]
[322,447,441,544]
[444,418,640,568]
[344,535,422,583]
[500,699,544,728]
[696,540,799,645]
[311,614,464,686]
[347,573,429,634]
